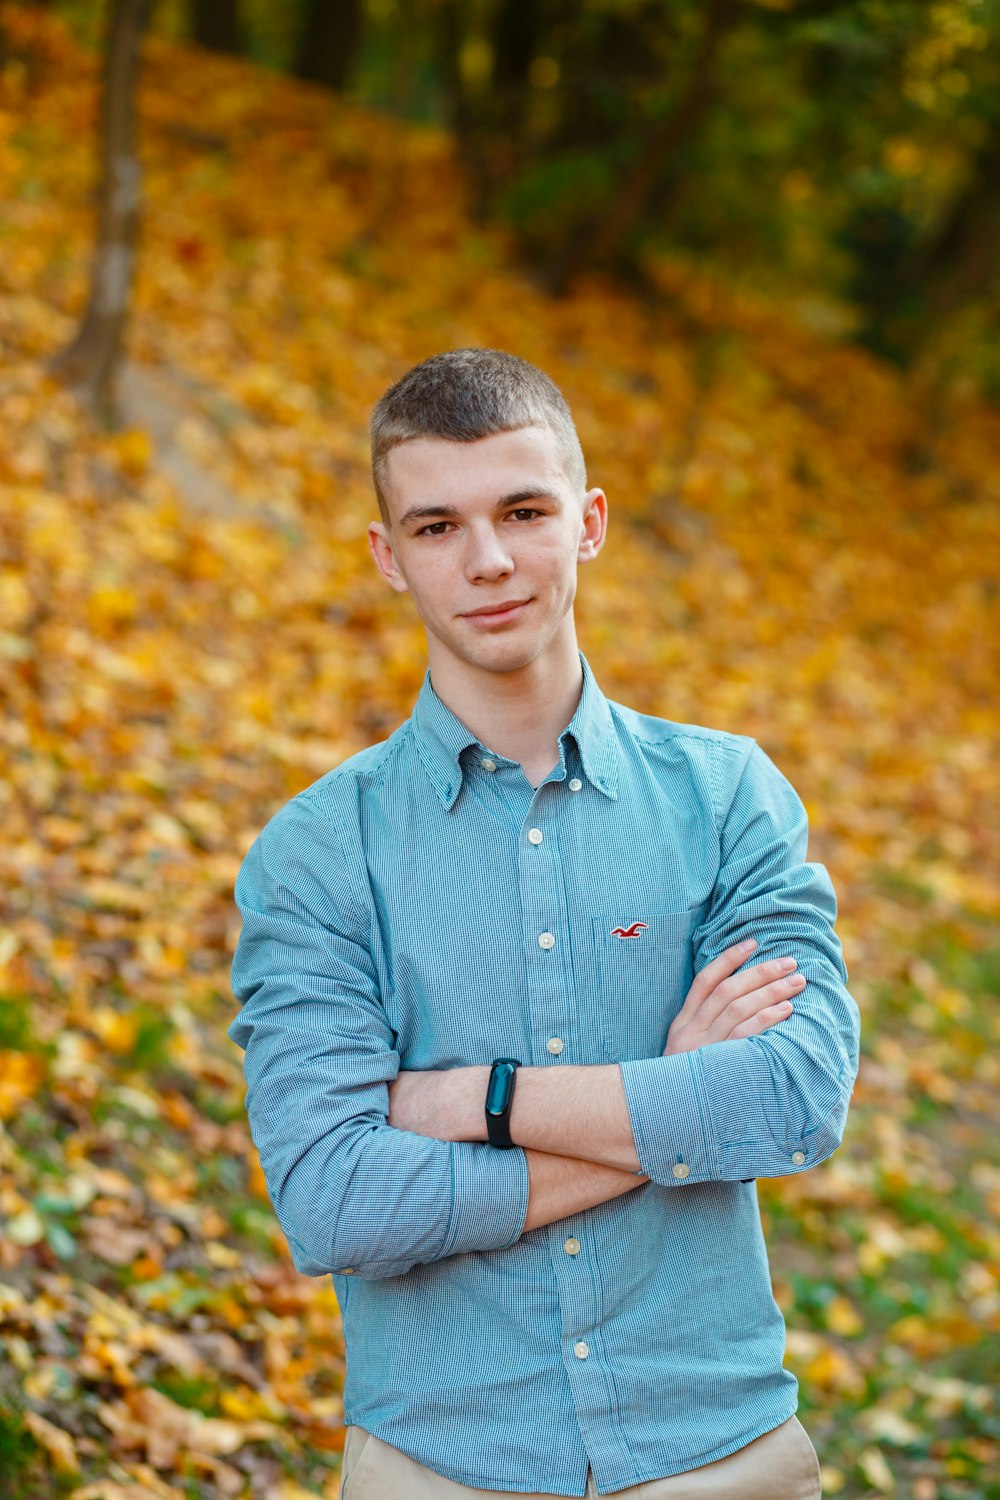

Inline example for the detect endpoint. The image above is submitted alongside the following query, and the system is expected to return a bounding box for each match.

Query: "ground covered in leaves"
[0,6,998,1498]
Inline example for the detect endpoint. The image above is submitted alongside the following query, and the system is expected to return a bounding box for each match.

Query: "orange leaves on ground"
[0,1049,46,1119]
[785,1331,867,1398]
[97,1387,279,1470]
[24,1411,80,1474]
[0,3,997,1495]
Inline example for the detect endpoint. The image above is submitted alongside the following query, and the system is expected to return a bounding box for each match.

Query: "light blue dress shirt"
[229,655,860,1495]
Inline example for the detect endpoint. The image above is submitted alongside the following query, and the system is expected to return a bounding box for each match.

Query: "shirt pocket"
[592,906,706,1063]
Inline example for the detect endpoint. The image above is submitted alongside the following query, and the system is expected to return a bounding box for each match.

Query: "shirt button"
[339,1268,354,1275]
[527,828,543,845]
[480,758,497,772]
[546,1037,564,1055]
[568,778,582,792]
[672,1163,691,1180]
[538,932,556,949]
[563,1237,580,1256]
[573,1341,590,1360]
[791,1150,807,1166]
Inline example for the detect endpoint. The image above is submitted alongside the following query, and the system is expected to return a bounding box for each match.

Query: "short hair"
[370,348,587,522]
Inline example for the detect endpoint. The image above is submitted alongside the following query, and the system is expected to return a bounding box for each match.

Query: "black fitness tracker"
[485,1058,521,1148]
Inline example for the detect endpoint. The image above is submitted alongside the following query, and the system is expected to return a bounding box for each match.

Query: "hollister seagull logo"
[611,922,649,939]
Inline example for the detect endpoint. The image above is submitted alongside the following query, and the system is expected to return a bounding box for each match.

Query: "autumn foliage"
[0,6,998,1497]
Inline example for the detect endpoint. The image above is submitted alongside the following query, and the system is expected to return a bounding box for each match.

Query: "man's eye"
[418,522,452,536]
[509,508,542,521]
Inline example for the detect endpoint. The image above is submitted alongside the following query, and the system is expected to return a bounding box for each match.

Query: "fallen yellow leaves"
[72,1471,194,1500]
[888,1310,985,1358]
[784,1330,866,1397]
[4,1204,46,1246]
[858,1447,896,1492]
[0,1049,46,1119]
[97,1386,279,1469]
[0,3,997,1495]
[0,1280,27,1314]
[24,1410,80,1474]
[84,1217,157,1267]
[824,1294,864,1338]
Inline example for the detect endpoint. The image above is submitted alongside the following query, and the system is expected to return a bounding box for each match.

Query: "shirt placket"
[516,765,618,1455]
[516,771,573,1073]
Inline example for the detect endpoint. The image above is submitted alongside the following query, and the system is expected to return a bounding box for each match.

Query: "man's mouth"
[460,599,532,625]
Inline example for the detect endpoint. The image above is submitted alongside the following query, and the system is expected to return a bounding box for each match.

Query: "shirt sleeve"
[619,740,860,1187]
[228,794,529,1280]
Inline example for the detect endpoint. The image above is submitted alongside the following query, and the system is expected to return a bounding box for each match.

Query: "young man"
[230,348,860,1499]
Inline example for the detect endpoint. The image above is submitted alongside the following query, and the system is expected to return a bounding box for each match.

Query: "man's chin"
[469,644,540,675]
[426,618,567,679]
[448,633,544,678]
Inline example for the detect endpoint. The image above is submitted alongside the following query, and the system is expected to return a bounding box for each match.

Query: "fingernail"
[740,939,757,951]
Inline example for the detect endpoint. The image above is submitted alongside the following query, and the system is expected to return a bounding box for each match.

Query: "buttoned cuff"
[619,1052,716,1186]
[441,1141,530,1257]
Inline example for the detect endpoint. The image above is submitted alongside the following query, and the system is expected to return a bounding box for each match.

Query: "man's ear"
[368,521,410,594]
[578,488,608,564]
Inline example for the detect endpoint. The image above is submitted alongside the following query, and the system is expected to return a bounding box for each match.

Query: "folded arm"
[390,744,861,1188]
[230,800,533,1281]
[622,742,860,1186]
[229,797,642,1280]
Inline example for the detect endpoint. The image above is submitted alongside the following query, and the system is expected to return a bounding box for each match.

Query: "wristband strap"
[485,1058,521,1148]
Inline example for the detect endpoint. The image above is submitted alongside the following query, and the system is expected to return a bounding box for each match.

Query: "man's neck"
[428,644,584,789]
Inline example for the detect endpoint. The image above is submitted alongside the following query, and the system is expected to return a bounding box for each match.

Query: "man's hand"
[665,939,805,1056]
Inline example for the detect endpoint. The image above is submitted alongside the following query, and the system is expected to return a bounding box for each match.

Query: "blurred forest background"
[0,0,998,1496]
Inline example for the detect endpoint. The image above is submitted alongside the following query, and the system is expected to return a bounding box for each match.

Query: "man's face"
[368,425,607,683]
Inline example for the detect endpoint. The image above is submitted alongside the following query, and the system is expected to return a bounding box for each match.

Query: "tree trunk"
[906,125,1000,334]
[294,0,364,92]
[893,119,1000,422]
[434,0,492,214]
[546,0,742,293]
[480,0,544,188]
[191,0,243,56]
[492,0,542,93]
[48,0,154,426]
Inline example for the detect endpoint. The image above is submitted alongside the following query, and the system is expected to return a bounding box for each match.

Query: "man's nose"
[465,524,514,581]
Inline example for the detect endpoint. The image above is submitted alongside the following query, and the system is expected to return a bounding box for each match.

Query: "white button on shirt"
[546,1037,564,1055]
[480,758,497,772]
[672,1163,691,1180]
[791,1151,806,1165]
[538,932,556,949]
[568,778,582,792]
[527,828,543,845]
[574,1341,590,1360]
[564,1237,581,1256]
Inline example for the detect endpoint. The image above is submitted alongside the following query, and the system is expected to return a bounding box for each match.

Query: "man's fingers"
[727,998,796,1040]
[693,959,803,1030]
[715,970,805,1029]
[675,941,762,1021]
[671,945,807,1055]
[686,941,757,997]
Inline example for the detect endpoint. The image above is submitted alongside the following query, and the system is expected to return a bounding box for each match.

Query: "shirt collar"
[561,654,620,800]
[412,654,620,810]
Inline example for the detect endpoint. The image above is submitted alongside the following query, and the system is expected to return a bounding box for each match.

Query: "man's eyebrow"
[397,503,462,528]
[500,487,563,507]
[397,488,562,528]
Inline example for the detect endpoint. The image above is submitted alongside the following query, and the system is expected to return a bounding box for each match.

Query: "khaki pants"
[339,1416,822,1499]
